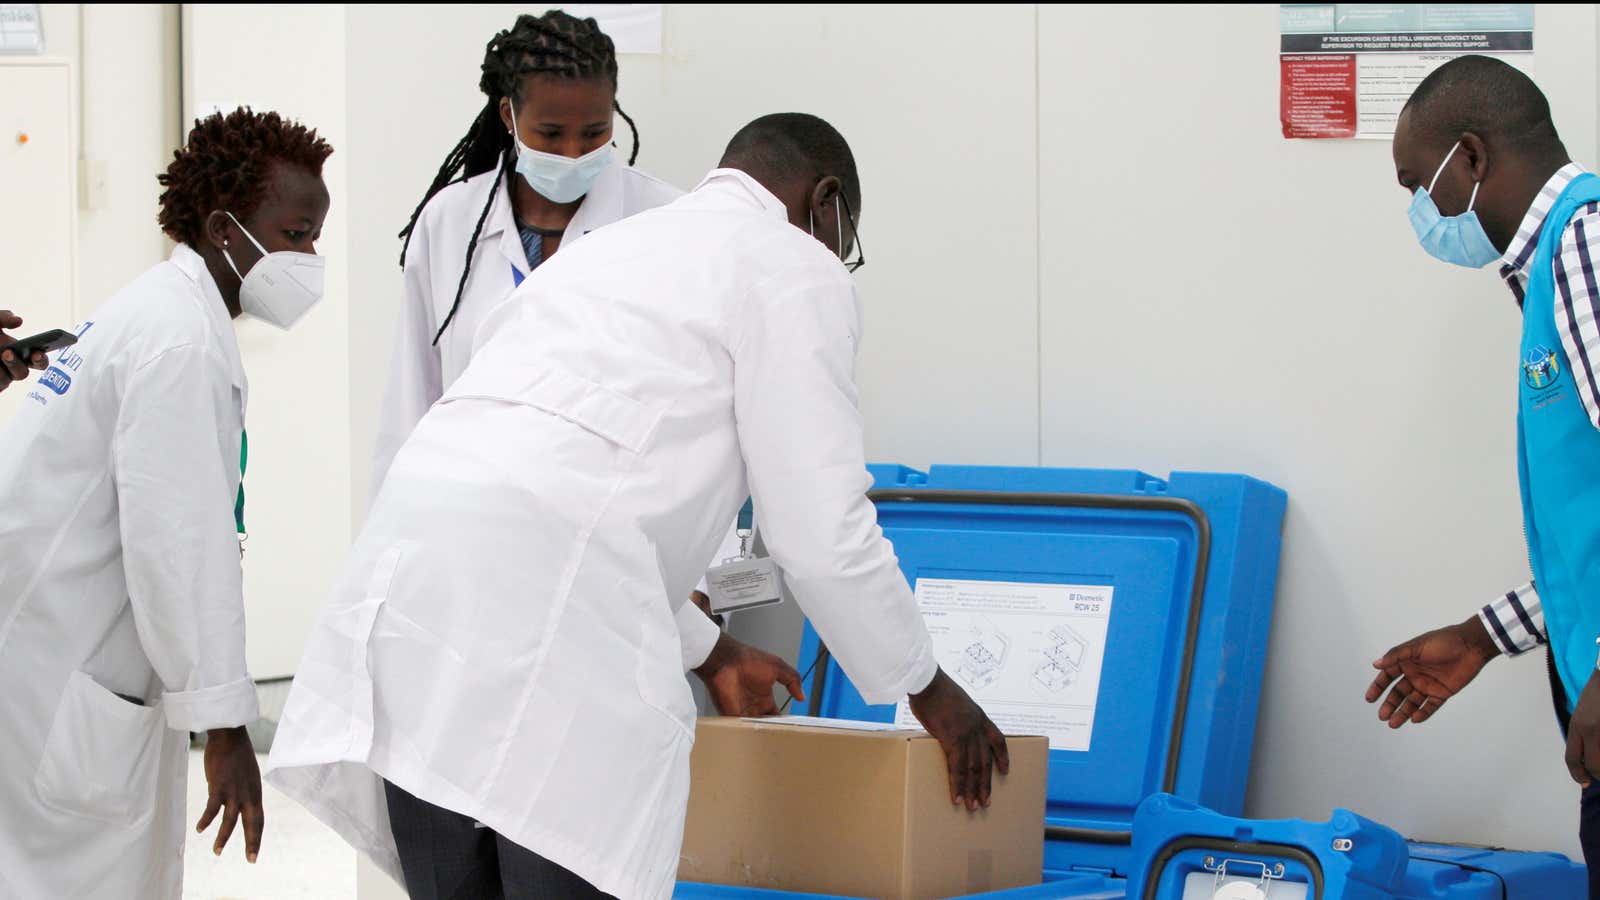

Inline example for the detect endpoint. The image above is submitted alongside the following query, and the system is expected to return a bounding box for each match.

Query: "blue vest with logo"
[1519,172,1600,713]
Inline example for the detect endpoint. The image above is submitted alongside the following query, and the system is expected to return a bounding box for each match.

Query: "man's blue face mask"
[1408,140,1501,268]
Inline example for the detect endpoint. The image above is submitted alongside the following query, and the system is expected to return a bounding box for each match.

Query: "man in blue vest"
[1364,55,1600,892]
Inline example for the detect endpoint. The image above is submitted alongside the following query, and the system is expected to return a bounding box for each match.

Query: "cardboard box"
[678,716,1048,899]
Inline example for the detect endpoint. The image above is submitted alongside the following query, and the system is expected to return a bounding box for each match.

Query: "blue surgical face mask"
[1408,140,1501,268]
[510,109,613,204]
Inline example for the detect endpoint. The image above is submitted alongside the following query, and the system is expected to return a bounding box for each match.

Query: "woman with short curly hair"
[0,106,331,900]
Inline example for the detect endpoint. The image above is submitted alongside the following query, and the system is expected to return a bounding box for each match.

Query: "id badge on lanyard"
[704,498,785,615]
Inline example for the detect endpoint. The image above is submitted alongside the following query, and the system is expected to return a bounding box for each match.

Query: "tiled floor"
[182,749,356,900]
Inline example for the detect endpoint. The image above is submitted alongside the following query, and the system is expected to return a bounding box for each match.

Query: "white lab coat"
[370,157,739,614]
[370,158,684,499]
[267,170,938,900]
[0,245,259,900]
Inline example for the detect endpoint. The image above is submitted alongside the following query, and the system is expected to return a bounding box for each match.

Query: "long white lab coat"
[370,157,740,616]
[0,245,259,900]
[370,159,683,498]
[267,170,938,900]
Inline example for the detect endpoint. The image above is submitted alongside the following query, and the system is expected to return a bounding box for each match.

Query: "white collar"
[168,243,246,389]
[690,168,790,220]
[485,158,627,272]
[1499,161,1589,274]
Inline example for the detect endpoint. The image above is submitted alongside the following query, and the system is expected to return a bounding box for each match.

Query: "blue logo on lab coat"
[39,367,72,395]
[1524,345,1561,390]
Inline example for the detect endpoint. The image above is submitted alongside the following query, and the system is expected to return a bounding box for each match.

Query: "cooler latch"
[1200,857,1286,900]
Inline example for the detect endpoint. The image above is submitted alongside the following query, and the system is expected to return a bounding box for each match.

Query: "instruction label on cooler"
[893,578,1113,752]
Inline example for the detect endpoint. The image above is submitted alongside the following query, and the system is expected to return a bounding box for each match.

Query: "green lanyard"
[235,429,247,536]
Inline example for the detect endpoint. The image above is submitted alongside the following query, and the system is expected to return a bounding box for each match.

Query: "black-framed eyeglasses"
[839,192,865,274]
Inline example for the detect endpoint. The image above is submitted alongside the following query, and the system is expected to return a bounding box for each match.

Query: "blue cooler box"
[677,464,1289,899]
[1123,793,1586,900]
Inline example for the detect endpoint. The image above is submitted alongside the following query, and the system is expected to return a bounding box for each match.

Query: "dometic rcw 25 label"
[894,578,1112,752]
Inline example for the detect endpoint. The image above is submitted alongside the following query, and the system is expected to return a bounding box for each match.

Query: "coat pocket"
[631,575,698,741]
[34,671,165,825]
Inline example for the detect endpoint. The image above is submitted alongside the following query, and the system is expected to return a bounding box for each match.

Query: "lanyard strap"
[736,497,754,558]
[235,429,247,536]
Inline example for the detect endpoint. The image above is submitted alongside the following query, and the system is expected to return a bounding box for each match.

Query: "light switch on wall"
[78,158,108,211]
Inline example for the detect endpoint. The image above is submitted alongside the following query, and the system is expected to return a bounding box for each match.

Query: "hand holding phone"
[4,328,76,373]
[0,314,63,391]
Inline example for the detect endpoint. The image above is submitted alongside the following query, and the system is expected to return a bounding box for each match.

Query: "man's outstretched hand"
[1365,615,1500,729]
[694,633,805,717]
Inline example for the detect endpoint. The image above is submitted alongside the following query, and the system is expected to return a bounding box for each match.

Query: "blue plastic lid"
[795,464,1287,876]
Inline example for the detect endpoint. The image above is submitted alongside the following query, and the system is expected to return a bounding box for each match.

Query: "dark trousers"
[1583,782,1600,900]
[383,780,615,900]
[1550,651,1600,899]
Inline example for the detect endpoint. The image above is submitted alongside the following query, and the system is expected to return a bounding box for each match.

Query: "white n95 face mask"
[510,110,613,204]
[221,212,326,330]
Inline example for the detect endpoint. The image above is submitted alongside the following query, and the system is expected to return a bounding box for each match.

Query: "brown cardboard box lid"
[680,716,1048,900]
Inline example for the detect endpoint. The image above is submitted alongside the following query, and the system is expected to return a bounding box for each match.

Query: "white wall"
[36,3,180,314]
[336,2,1598,871]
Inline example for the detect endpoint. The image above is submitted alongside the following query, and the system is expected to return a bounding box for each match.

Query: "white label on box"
[893,578,1113,752]
[745,715,923,733]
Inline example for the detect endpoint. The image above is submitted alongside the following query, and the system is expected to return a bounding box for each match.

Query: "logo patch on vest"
[1524,345,1562,390]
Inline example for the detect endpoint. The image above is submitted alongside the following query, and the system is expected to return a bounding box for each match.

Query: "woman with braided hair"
[372,10,681,497]
[374,8,746,725]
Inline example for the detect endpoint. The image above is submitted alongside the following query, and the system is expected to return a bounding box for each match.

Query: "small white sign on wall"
[558,4,662,54]
[0,4,43,53]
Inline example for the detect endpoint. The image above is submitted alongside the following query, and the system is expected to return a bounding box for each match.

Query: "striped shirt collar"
[1500,162,1588,299]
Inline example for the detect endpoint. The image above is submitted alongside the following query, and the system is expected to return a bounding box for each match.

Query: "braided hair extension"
[398,10,639,344]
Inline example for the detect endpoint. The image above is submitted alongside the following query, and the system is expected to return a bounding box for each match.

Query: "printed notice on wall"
[0,5,43,53]
[558,4,662,54]
[1280,4,1534,140]
[893,578,1112,752]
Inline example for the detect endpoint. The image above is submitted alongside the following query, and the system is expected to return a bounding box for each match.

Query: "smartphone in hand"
[3,329,77,364]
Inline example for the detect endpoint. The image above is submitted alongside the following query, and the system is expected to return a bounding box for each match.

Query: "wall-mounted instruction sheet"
[0,5,43,52]
[558,4,662,54]
[894,578,1112,752]
[1279,4,1534,140]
